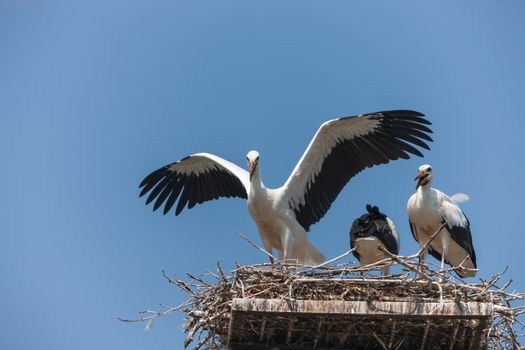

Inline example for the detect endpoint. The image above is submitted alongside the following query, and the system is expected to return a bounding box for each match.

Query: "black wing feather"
[175,183,191,215]
[419,218,477,278]
[447,217,477,268]
[163,180,183,214]
[408,219,419,243]
[139,156,248,216]
[349,205,399,262]
[153,177,176,211]
[294,110,432,232]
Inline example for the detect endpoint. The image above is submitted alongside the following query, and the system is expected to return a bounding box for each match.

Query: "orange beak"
[249,160,256,180]
[414,170,429,189]
[414,170,425,181]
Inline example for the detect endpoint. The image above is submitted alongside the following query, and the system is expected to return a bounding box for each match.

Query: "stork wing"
[384,217,400,255]
[407,194,420,243]
[408,219,419,243]
[440,199,477,268]
[282,110,433,231]
[139,153,249,216]
[350,208,400,256]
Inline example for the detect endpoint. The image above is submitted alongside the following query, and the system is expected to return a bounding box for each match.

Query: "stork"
[407,164,477,277]
[349,204,400,275]
[139,110,432,264]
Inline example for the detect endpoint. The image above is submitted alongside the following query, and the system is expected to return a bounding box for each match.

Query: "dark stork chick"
[407,164,477,278]
[350,204,400,275]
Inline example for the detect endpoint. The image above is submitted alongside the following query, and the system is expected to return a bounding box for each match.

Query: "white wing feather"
[187,153,250,193]
[450,193,470,204]
[440,196,469,228]
[279,117,380,209]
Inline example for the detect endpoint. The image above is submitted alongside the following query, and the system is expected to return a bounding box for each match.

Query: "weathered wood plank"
[231,298,493,319]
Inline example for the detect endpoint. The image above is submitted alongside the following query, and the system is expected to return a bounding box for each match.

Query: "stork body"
[247,179,323,263]
[350,205,400,275]
[139,110,432,264]
[407,164,477,277]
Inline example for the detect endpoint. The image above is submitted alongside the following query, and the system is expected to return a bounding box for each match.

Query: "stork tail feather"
[288,239,325,264]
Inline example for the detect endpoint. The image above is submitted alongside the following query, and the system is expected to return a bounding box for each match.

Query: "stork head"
[246,150,260,181]
[414,164,433,189]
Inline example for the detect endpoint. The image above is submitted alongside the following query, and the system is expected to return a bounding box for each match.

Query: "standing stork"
[350,204,400,275]
[139,110,432,264]
[407,164,477,277]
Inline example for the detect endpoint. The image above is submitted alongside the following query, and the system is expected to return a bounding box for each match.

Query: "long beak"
[249,160,256,181]
[414,171,425,181]
[414,171,428,189]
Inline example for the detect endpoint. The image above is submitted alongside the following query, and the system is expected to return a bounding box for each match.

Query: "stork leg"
[277,249,283,262]
[382,266,390,276]
[282,227,292,263]
[415,230,428,275]
[440,248,446,271]
[416,246,428,274]
[261,238,275,264]
[440,236,449,282]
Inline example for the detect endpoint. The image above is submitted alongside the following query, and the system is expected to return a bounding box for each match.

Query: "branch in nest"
[235,231,276,262]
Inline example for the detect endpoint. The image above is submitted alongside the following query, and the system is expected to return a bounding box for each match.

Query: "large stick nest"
[122,253,525,350]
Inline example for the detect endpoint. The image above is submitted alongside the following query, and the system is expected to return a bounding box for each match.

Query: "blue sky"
[2,1,525,349]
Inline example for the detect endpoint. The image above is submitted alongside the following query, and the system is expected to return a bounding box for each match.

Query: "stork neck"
[418,183,432,195]
[250,167,263,192]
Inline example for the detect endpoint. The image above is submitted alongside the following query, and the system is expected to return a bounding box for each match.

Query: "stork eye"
[427,168,432,173]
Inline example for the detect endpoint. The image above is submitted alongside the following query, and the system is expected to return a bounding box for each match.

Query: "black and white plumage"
[407,164,477,278]
[139,110,432,264]
[350,204,400,275]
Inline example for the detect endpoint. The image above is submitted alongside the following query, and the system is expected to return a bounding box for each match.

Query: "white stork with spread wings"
[407,164,477,277]
[140,110,432,264]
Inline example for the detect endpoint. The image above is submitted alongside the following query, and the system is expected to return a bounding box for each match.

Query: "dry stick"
[377,246,433,283]
[162,270,197,296]
[203,268,219,279]
[373,332,389,350]
[411,221,448,259]
[377,245,444,301]
[400,221,447,280]
[297,248,356,274]
[193,332,212,350]
[236,231,277,262]
[456,254,478,276]
[118,299,193,323]
[217,261,227,282]
[394,338,406,350]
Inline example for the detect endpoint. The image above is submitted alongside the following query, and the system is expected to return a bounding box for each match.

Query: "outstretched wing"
[139,153,249,216]
[281,110,433,231]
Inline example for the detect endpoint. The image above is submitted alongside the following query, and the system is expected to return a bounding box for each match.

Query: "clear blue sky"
[2,1,524,349]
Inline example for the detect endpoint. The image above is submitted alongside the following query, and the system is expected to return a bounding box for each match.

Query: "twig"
[297,248,355,274]
[236,231,277,262]
[407,221,447,259]
[377,246,434,283]
[118,299,193,323]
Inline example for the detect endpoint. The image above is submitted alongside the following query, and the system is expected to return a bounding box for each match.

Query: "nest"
[120,255,524,350]
[120,232,524,349]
